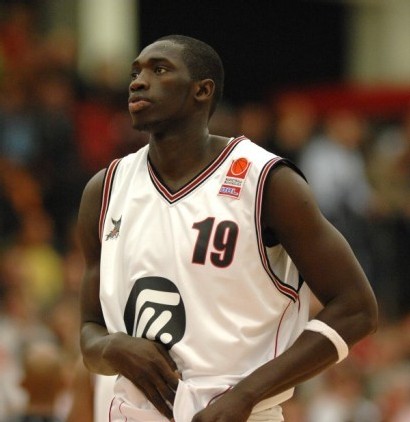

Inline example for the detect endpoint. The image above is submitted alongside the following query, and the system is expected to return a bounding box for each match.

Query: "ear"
[194,79,215,104]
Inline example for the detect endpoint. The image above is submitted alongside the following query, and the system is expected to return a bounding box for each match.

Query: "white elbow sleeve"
[305,319,349,363]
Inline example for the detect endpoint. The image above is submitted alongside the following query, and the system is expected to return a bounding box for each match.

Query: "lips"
[128,97,151,113]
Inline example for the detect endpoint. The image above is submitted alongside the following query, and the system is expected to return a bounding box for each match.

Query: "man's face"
[128,40,195,131]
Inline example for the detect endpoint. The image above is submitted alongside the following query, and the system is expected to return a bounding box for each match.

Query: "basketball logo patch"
[218,157,251,199]
[229,158,249,176]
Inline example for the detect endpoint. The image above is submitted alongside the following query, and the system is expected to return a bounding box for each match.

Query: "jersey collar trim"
[147,135,247,204]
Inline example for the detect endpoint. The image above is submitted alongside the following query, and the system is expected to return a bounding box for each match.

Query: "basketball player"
[77,35,378,421]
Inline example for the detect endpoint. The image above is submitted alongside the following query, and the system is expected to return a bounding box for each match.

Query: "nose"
[129,72,149,92]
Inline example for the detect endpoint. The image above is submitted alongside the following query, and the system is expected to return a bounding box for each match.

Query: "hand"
[191,389,253,422]
[105,333,180,419]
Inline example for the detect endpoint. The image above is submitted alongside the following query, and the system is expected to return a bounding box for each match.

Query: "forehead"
[134,40,185,65]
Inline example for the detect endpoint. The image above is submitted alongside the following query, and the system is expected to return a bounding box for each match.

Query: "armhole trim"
[99,159,121,242]
[255,157,304,302]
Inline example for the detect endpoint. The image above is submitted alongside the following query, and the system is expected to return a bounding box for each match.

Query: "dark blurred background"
[139,0,347,104]
[0,1,409,421]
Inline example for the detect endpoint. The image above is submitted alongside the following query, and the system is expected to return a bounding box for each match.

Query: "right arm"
[77,169,179,419]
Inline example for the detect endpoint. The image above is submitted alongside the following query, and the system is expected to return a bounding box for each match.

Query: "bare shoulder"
[79,169,106,219]
[78,169,107,262]
[80,169,107,208]
[262,163,323,238]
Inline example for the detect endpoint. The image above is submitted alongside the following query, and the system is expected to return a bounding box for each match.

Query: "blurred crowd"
[0,3,409,422]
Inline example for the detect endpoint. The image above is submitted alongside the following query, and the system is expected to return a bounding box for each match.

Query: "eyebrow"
[131,56,173,67]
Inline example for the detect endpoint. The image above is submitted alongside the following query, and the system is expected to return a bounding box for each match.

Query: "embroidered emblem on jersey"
[218,157,251,199]
[105,216,122,240]
[124,277,186,350]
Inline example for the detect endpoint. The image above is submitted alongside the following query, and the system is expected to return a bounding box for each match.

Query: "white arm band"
[305,319,349,363]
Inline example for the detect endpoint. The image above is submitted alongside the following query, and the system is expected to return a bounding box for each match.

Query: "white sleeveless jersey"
[99,136,310,419]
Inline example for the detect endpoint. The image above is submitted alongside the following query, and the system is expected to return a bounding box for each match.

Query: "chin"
[130,116,150,132]
[132,116,166,133]
[133,122,152,132]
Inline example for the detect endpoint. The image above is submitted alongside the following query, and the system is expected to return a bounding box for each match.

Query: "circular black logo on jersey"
[124,276,186,349]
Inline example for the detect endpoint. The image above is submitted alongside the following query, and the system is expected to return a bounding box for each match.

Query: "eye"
[130,70,140,80]
[154,66,167,75]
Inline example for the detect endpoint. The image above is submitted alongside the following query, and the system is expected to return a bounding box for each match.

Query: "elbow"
[79,337,93,372]
[81,354,93,373]
[79,323,101,373]
[367,299,379,335]
[80,342,92,369]
[358,293,379,337]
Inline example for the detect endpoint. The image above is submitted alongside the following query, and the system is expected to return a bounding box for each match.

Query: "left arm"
[66,358,94,422]
[192,165,378,421]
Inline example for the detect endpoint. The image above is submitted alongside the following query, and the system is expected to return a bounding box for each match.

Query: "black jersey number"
[192,217,239,267]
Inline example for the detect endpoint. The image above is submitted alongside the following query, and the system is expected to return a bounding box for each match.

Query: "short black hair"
[155,35,224,116]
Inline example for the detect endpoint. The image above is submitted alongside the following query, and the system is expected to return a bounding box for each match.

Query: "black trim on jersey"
[255,158,307,301]
[274,158,307,182]
[147,136,247,204]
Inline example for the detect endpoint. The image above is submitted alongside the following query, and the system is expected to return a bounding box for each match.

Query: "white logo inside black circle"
[124,277,186,349]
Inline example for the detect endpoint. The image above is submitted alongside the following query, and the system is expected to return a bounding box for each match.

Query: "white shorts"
[94,374,117,422]
[109,377,284,422]
[109,396,169,421]
[248,405,284,421]
[109,397,283,422]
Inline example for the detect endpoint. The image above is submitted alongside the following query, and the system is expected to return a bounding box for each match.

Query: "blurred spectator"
[0,74,38,167]
[109,109,149,158]
[208,102,239,137]
[368,109,410,318]
[0,247,56,421]
[0,308,26,420]
[299,109,376,280]
[33,68,85,245]
[60,247,85,298]
[46,295,81,363]
[0,159,43,242]
[66,358,116,422]
[282,391,307,422]
[271,94,318,166]
[237,102,276,150]
[305,361,381,422]
[4,341,65,422]
[0,3,40,75]
[372,363,410,422]
[9,210,63,311]
[75,82,125,176]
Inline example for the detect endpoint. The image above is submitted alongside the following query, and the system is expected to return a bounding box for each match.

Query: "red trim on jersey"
[255,158,299,302]
[99,158,121,241]
[119,400,128,421]
[109,396,115,422]
[148,136,247,203]
[206,386,233,407]
[274,300,292,357]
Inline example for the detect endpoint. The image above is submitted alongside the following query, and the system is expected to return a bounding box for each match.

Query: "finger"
[142,367,177,407]
[153,346,180,391]
[135,368,176,415]
[154,342,178,371]
[163,370,180,393]
[138,382,174,420]
[156,375,177,407]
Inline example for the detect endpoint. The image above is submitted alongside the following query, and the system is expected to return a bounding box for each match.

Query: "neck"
[148,112,208,167]
[147,128,229,192]
[150,128,210,162]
